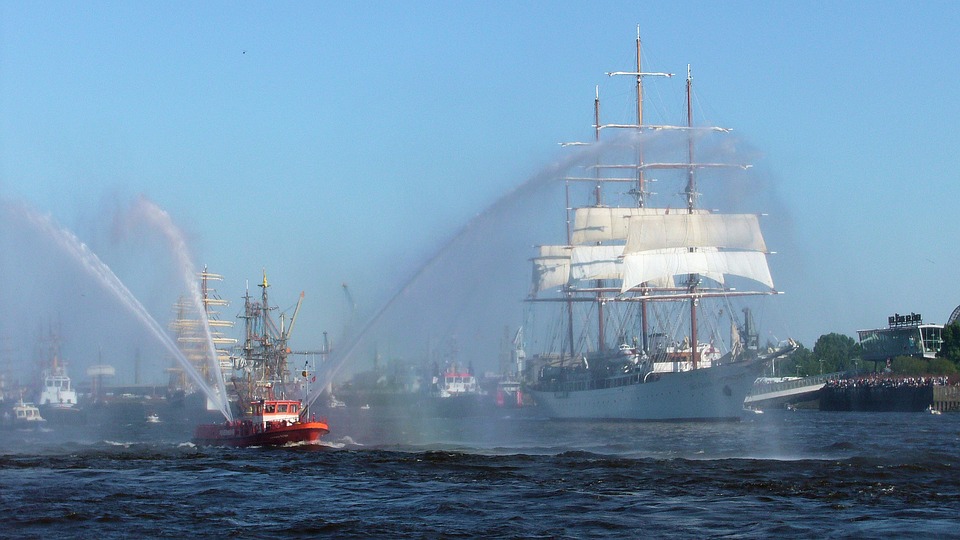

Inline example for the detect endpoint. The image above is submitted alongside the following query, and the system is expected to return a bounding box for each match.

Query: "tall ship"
[82,269,238,428]
[193,271,329,447]
[166,266,239,420]
[525,31,797,421]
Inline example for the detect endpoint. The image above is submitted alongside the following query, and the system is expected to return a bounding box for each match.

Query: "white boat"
[432,366,483,399]
[422,363,489,417]
[146,413,161,423]
[36,329,82,423]
[3,398,46,429]
[39,369,78,409]
[525,30,797,421]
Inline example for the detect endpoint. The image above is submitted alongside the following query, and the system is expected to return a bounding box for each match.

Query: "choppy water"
[2,409,958,539]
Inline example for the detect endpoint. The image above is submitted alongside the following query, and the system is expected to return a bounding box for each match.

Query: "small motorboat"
[3,399,46,429]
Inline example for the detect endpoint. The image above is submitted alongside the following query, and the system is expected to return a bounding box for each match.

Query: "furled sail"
[624,214,767,254]
[620,250,774,292]
[572,207,710,245]
[531,245,571,293]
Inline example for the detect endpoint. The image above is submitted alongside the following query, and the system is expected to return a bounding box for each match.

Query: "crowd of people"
[825,374,954,389]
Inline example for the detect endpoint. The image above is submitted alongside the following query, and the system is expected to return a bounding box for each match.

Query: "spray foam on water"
[6,200,232,421]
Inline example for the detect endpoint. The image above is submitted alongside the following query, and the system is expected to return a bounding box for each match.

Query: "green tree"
[774,344,821,377]
[888,356,958,375]
[890,355,927,375]
[927,358,959,375]
[937,320,960,366]
[793,346,818,377]
[812,333,861,373]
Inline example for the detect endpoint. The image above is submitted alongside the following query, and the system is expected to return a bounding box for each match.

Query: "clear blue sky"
[2,1,958,381]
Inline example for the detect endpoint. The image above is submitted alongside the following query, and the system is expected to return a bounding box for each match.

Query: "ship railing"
[541,371,646,393]
[748,372,843,397]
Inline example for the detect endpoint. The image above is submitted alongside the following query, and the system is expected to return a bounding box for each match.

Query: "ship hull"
[530,359,763,421]
[85,391,224,429]
[424,393,491,418]
[38,404,86,425]
[335,390,497,418]
[193,421,330,447]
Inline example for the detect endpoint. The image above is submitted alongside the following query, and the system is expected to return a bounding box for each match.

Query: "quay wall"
[819,386,933,412]
[933,385,960,412]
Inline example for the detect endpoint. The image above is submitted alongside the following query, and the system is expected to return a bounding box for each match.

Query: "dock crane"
[342,282,357,330]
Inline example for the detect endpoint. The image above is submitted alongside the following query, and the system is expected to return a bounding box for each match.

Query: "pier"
[932,385,960,412]
[744,373,840,410]
[820,377,956,412]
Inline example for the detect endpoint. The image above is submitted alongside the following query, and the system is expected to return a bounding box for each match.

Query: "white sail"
[620,250,774,292]
[624,214,767,254]
[572,207,710,245]
[531,245,571,293]
[570,245,700,288]
[570,245,623,282]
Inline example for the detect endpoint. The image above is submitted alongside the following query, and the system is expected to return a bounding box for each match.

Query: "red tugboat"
[192,271,330,447]
[193,398,328,447]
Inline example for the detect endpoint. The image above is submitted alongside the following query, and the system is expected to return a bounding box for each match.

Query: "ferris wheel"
[947,305,960,326]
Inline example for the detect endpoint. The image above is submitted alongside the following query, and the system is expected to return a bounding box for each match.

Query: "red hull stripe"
[193,422,330,448]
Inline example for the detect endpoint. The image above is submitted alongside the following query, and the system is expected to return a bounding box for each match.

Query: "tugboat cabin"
[252,399,302,428]
[439,372,479,397]
[41,373,75,405]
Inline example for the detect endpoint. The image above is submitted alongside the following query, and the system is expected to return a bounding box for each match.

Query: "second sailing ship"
[525,31,797,421]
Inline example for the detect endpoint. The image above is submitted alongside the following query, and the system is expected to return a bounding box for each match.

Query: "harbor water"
[1,409,958,538]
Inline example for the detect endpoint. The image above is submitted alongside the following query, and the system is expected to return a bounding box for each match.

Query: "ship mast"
[564,168,576,360]
[594,86,605,352]
[233,271,302,405]
[606,28,672,355]
[635,26,646,207]
[237,280,255,404]
[636,30,649,354]
[685,64,700,369]
[549,28,673,360]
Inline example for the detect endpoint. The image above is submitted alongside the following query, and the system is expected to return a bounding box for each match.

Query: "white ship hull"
[530,360,762,421]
